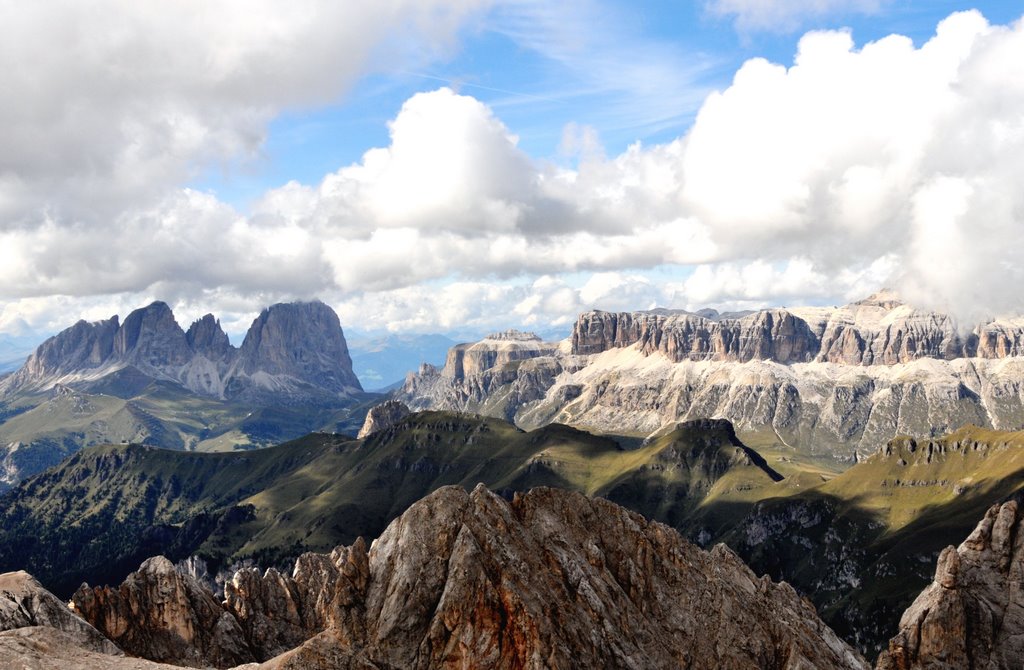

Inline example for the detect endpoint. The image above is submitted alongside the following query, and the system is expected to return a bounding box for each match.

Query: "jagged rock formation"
[185,314,233,364]
[400,293,1024,456]
[70,486,867,669]
[876,499,1024,669]
[0,571,119,656]
[1,300,362,402]
[356,399,410,438]
[268,485,868,669]
[72,556,253,668]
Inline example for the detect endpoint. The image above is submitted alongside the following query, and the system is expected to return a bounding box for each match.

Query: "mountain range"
[0,300,375,491]
[399,291,1024,459]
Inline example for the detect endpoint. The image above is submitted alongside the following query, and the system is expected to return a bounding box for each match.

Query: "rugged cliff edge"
[876,499,1024,669]
[68,485,868,670]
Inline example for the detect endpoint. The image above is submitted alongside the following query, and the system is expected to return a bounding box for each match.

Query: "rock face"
[1,299,362,402]
[258,485,866,669]
[570,292,1023,365]
[356,399,411,438]
[65,486,867,669]
[72,556,253,668]
[400,293,1024,457]
[185,314,233,363]
[877,499,1024,670]
[442,329,557,381]
[0,570,119,655]
[228,302,361,402]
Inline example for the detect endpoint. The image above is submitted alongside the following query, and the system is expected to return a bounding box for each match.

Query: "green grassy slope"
[0,376,381,492]
[0,412,784,596]
[722,424,1024,656]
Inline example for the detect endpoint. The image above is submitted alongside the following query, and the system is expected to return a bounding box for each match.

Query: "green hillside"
[0,412,783,597]
[724,424,1024,656]
[0,379,378,492]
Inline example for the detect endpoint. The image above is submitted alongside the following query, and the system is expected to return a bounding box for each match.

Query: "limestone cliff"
[399,294,1024,457]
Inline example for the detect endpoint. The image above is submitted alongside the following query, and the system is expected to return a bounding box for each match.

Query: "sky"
[0,0,1023,342]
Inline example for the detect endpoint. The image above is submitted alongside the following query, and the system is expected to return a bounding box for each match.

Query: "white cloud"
[0,0,488,228]
[706,0,890,33]
[3,9,1024,337]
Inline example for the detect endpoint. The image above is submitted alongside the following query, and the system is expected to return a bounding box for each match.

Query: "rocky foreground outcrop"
[876,499,1024,669]
[71,556,252,668]
[66,485,868,670]
[0,571,119,656]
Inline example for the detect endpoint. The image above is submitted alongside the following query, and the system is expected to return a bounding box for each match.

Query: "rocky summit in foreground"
[54,486,868,669]
[877,498,1024,669]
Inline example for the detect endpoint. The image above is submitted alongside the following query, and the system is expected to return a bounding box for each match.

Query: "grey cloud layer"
[1,6,1022,333]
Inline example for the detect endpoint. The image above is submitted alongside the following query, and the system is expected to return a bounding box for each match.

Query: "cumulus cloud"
[706,0,890,33]
[3,8,1024,336]
[0,0,487,228]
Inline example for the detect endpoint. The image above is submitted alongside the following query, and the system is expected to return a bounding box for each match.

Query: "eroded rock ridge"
[69,486,868,669]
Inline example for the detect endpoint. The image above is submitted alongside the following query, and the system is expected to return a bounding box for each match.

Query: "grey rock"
[356,399,411,438]
[228,301,362,401]
[877,499,1024,669]
[185,314,233,363]
[0,570,119,656]
[260,485,867,670]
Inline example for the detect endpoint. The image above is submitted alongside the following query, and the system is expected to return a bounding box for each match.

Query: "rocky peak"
[265,484,867,669]
[0,570,120,655]
[483,329,541,342]
[72,555,252,668]
[877,499,1024,669]
[112,301,193,370]
[233,301,362,395]
[853,290,904,311]
[60,486,868,669]
[10,316,120,383]
[357,399,411,438]
[185,314,233,362]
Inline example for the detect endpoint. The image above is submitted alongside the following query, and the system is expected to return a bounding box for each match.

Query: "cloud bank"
[1,7,1023,335]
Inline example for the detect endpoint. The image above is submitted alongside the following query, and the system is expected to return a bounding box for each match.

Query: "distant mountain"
[346,332,456,390]
[399,292,1024,458]
[0,300,374,490]
[1,300,362,402]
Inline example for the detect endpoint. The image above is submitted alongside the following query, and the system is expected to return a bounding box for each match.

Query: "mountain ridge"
[399,293,1024,457]
[1,299,362,402]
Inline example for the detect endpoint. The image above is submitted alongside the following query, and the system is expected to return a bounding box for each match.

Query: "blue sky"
[197,0,1024,208]
[1,0,1023,341]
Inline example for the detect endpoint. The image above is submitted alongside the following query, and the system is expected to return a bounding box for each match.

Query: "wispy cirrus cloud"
[706,0,892,33]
